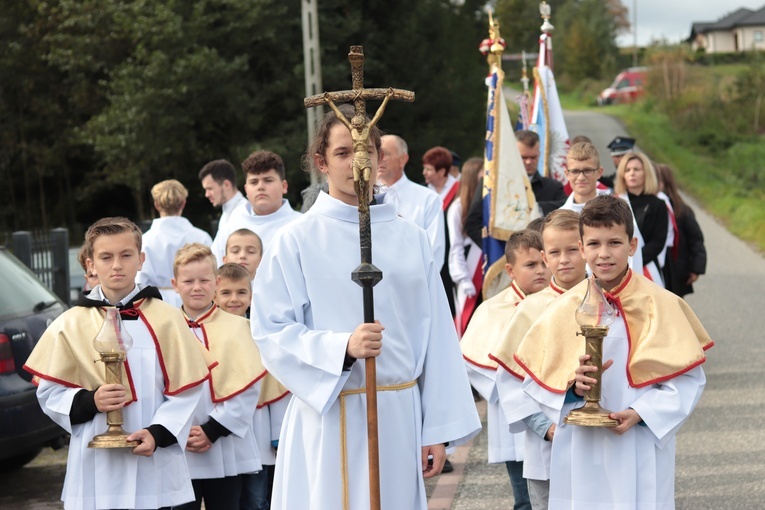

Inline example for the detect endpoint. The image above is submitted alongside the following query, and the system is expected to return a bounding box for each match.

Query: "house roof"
[738,5,765,26]
[689,5,765,38]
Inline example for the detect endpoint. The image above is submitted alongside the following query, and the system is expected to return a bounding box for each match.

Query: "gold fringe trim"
[339,380,418,510]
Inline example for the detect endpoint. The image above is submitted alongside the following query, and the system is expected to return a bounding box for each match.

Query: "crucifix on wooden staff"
[304,45,414,510]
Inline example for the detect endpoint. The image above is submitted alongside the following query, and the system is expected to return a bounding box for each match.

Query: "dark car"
[0,247,68,470]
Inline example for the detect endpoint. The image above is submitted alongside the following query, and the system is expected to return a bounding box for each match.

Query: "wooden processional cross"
[304,46,414,510]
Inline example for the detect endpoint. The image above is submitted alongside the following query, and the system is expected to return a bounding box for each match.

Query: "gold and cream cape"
[490,280,566,380]
[514,270,714,393]
[461,281,526,370]
[257,373,290,408]
[184,305,268,403]
[24,298,212,404]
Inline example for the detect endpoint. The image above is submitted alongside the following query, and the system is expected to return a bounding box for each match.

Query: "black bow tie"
[76,286,163,320]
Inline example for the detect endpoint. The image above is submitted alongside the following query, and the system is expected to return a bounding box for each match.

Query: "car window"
[0,250,61,319]
[616,79,630,89]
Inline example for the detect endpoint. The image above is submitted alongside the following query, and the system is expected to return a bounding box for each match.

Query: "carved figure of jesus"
[324,88,393,185]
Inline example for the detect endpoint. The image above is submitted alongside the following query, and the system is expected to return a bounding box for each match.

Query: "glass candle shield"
[88,307,139,448]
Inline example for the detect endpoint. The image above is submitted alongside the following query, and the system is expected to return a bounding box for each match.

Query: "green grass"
[559,91,765,253]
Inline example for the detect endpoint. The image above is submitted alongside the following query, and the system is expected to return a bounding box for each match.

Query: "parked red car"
[598,67,647,105]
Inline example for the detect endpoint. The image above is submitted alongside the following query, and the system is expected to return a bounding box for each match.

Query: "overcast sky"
[615,0,765,47]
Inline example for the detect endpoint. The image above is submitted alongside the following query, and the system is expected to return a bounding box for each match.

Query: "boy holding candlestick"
[512,195,713,509]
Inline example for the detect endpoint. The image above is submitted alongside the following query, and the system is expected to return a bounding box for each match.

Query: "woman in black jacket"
[655,163,707,297]
[615,152,669,285]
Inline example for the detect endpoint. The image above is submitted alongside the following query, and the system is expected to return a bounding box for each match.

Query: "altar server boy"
[214,262,290,510]
[490,209,587,510]
[460,229,550,510]
[250,105,481,510]
[24,217,211,510]
[172,244,267,510]
[211,150,301,265]
[137,179,212,307]
[514,194,712,509]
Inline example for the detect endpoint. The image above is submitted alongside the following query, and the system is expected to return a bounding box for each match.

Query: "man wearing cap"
[603,136,636,188]
[378,134,446,270]
[449,150,463,180]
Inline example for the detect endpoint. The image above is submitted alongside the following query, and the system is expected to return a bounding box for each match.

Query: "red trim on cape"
[194,304,217,324]
[462,353,497,371]
[137,308,210,397]
[256,386,292,409]
[513,354,568,394]
[510,281,526,301]
[608,270,710,388]
[212,370,267,404]
[549,279,566,294]
[192,306,267,403]
[631,356,708,388]
[22,366,81,389]
[489,354,525,381]
[122,359,138,406]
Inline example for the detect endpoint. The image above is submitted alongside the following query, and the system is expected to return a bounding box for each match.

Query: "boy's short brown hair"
[504,229,543,264]
[173,243,217,277]
[579,194,634,239]
[567,141,600,169]
[217,262,251,282]
[225,229,263,254]
[542,209,580,234]
[84,217,142,259]
[77,244,89,272]
[526,217,544,233]
[241,150,286,180]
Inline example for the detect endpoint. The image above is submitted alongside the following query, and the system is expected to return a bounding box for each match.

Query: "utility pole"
[301,0,323,186]
[633,0,638,67]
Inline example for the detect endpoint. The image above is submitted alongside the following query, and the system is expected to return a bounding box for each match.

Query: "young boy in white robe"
[223,229,263,281]
[137,179,213,307]
[514,195,713,510]
[490,210,587,510]
[250,104,481,510]
[215,263,290,510]
[172,244,267,510]
[460,229,550,510]
[210,151,301,266]
[24,217,211,510]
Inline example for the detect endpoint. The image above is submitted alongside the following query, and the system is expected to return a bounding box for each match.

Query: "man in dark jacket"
[464,130,566,245]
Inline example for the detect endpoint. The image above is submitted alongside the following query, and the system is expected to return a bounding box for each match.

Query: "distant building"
[688,5,765,53]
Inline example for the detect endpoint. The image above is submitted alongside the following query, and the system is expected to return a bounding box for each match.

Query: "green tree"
[495,0,626,81]
[0,0,494,236]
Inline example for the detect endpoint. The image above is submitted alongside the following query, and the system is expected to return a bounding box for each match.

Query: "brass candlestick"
[88,307,139,449]
[564,277,617,427]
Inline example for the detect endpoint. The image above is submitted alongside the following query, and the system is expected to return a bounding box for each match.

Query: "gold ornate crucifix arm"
[304,87,414,108]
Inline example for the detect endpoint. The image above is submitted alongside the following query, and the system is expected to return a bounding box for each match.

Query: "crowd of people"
[24,103,713,510]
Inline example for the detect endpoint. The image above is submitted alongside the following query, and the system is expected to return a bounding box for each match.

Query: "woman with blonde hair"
[447,157,484,337]
[615,152,669,285]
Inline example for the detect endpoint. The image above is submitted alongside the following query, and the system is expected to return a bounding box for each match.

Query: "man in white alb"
[378,135,445,268]
[199,159,248,243]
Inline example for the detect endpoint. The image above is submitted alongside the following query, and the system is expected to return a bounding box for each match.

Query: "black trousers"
[173,475,242,510]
